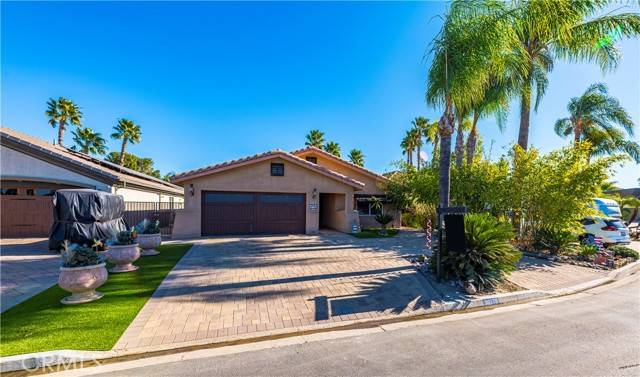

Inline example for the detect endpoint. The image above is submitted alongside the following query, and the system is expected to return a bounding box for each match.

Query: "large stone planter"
[136,233,162,256]
[58,263,108,305]
[106,244,140,273]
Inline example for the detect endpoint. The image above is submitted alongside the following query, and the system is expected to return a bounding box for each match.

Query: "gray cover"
[49,189,128,250]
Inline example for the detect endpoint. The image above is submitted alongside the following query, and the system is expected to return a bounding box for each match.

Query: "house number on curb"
[308,203,319,212]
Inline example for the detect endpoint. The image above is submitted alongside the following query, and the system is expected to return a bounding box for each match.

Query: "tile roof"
[172,150,365,189]
[290,146,389,181]
[1,127,183,196]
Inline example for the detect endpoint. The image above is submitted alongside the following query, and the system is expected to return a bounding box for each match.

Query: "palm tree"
[45,97,83,147]
[400,130,416,167]
[411,117,428,168]
[554,83,637,162]
[453,115,473,168]
[427,0,512,207]
[507,1,640,150]
[466,81,510,165]
[424,120,440,166]
[324,141,341,157]
[305,130,325,148]
[348,149,365,166]
[111,119,142,166]
[71,127,107,155]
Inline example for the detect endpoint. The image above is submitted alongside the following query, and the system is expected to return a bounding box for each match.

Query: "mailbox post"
[436,206,467,281]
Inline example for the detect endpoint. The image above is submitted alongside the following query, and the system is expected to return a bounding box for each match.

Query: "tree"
[71,127,107,155]
[111,119,142,166]
[45,97,83,147]
[348,149,365,166]
[466,81,510,165]
[506,1,640,150]
[305,129,325,148]
[411,117,428,168]
[454,116,472,168]
[324,141,341,157]
[400,130,416,167]
[106,152,161,178]
[423,120,440,166]
[554,83,638,162]
[427,0,513,207]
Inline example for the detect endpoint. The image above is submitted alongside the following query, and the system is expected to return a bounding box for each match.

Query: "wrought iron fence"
[123,201,184,236]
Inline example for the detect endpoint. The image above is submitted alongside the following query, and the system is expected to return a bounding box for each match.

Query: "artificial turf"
[0,243,192,357]
[350,228,399,238]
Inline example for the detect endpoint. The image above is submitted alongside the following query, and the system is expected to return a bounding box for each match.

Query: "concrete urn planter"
[136,233,162,256]
[58,263,108,305]
[106,244,140,273]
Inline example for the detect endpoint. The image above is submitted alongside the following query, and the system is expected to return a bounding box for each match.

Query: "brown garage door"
[201,191,305,235]
[1,194,54,238]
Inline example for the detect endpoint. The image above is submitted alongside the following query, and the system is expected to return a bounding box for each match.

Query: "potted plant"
[374,213,395,236]
[106,230,140,273]
[58,241,108,305]
[135,219,162,256]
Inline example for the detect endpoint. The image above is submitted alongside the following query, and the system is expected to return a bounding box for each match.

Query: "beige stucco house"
[171,146,400,237]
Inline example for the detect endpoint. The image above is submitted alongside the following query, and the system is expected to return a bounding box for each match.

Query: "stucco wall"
[359,204,402,229]
[172,157,359,238]
[1,145,111,191]
[297,154,385,195]
[320,193,349,231]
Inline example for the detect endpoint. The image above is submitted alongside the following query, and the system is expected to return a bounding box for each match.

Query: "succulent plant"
[61,241,102,267]
[134,219,161,235]
[110,230,138,246]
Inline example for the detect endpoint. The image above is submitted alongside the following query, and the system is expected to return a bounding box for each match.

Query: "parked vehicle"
[592,197,622,219]
[581,217,630,246]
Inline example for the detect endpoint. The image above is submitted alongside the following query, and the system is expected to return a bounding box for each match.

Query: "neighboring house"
[1,127,184,237]
[171,146,400,237]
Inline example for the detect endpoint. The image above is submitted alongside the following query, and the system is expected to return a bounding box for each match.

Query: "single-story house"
[171,146,400,237]
[1,127,184,237]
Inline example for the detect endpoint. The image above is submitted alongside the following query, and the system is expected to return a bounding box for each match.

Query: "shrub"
[374,213,395,235]
[111,230,137,246]
[135,219,160,235]
[578,244,599,259]
[438,214,522,290]
[61,241,102,268]
[608,245,639,260]
[533,227,580,255]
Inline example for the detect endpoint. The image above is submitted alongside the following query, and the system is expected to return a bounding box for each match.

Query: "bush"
[608,245,639,260]
[533,227,580,255]
[578,244,599,259]
[61,241,102,268]
[438,214,522,290]
[374,213,394,227]
[111,230,137,245]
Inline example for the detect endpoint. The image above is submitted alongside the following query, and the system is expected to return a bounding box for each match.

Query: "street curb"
[2,260,638,374]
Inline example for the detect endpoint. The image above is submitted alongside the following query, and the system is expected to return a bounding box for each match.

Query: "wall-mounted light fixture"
[189,184,195,197]
[312,188,318,200]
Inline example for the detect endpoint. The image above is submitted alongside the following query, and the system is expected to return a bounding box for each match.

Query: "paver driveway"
[1,238,59,312]
[115,231,440,350]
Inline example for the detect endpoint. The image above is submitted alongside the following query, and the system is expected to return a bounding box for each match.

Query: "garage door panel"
[201,191,305,235]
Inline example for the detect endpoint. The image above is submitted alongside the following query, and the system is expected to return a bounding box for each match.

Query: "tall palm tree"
[305,129,325,148]
[507,1,640,150]
[323,141,341,157]
[400,130,416,167]
[45,97,83,147]
[427,0,512,207]
[424,120,440,166]
[554,83,635,156]
[111,119,142,166]
[453,115,473,168]
[465,80,510,165]
[348,149,365,166]
[411,117,428,168]
[71,127,107,155]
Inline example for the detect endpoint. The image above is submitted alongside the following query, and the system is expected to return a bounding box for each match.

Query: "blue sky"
[2,1,639,187]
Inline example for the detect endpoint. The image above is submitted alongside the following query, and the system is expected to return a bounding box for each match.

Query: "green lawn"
[0,243,192,357]
[351,228,399,239]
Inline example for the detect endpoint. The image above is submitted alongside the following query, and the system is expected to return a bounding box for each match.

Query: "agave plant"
[61,241,102,268]
[135,219,161,235]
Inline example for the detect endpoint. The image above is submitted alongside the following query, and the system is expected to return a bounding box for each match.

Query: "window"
[260,194,304,203]
[305,156,317,164]
[204,192,254,203]
[356,199,383,216]
[271,163,284,176]
[0,188,18,195]
[34,189,56,196]
[26,189,35,196]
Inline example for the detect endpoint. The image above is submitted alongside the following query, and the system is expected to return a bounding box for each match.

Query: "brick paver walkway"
[114,232,439,350]
[508,256,608,292]
[1,238,59,312]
